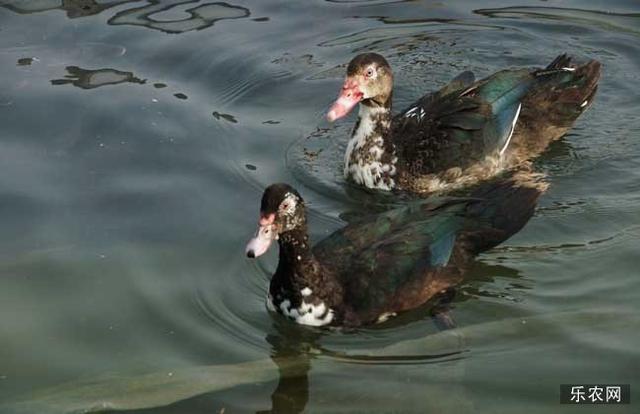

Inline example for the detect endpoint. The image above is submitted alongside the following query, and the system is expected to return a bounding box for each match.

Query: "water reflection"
[50,66,146,89]
[459,261,530,303]
[1,0,251,34]
[16,57,36,66]
[108,1,250,34]
[1,0,137,18]
[212,111,238,123]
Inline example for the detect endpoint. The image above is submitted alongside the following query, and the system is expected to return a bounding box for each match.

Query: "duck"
[245,174,545,327]
[326,53,601,194]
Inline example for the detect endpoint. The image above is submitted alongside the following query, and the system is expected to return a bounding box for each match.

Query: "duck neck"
[270,227,317,299]
[270,227,342,326]
[276,228,314,277]
[344,99,397,191]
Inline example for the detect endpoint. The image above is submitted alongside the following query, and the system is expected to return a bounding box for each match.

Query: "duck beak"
[327,78,363,122]
[246,213,276,258]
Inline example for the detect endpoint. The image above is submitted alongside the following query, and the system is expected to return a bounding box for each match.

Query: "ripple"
[326,0,413,5]
[491,225,640,258]
[475,6,640,36]
[318,21,499,54]
[286,125,347,197]
[193,284,269,352]
[217,69,290,106]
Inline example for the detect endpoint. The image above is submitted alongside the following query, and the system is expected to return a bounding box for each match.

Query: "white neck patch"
[344,105,396,191]
[272,298,335,327]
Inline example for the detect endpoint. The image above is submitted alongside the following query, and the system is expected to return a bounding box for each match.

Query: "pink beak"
[259,213,275,227]
[246,213,276,258]
[327,78,363,122]
[245,225,275,258]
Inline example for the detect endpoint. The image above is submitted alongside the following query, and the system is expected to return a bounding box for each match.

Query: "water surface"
[0,0,638,413]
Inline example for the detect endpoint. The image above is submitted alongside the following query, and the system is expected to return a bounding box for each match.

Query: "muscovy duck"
[245,175,545,327]
[326,53,600,193]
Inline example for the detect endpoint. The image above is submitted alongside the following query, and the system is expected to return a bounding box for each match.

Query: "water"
[0,1,638,413]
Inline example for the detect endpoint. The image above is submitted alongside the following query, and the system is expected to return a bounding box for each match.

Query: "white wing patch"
[376,312,397,323]
[404,106,426,120]
[499,103,522,156]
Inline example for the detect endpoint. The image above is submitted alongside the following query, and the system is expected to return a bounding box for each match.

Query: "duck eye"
[282,203,289,210]
[366,68,374,78]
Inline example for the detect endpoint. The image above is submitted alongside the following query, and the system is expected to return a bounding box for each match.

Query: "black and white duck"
[245,175,545,327]
[326,53,600,194]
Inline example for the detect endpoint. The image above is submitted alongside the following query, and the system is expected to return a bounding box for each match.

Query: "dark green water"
[0,1,638,413]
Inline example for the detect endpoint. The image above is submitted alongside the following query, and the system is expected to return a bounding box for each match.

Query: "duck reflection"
[259,286,463,414]
[457,260,530,303]
[51,66,146,89]
[259,319,319,414]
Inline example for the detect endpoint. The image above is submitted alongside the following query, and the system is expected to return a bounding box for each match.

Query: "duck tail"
[527,54,601,126]
[461,171,547,254]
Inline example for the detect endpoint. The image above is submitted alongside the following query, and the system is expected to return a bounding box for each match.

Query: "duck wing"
[393,68,533,176]
[313,198,472,324]
[312,197,465,266]
[516,54,600,149]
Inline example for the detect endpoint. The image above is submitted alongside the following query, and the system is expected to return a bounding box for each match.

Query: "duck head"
[327,53,393,122]
[246,183,306,258]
